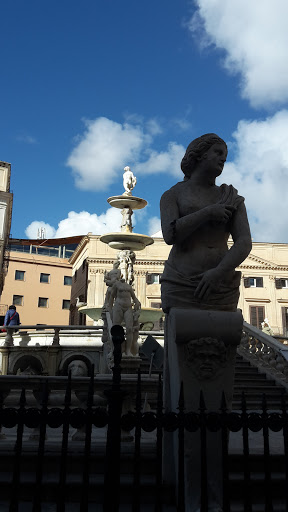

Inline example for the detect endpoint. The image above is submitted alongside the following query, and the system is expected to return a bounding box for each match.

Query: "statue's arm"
[160,188,230,245]
[130,288,141,309]
[217,202,252,273]
[194,202,252,300]
[108,284,117,313]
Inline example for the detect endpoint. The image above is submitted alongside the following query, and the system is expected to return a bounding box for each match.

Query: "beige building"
[69,234,288,336]
[0,161,13,297]
[1,231,287,334]
[0,236,83,325]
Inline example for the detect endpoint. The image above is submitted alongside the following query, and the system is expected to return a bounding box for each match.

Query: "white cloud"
[55,209,122,237]
[148,216,162,237]
[134,142,185,177]
[67,117,150,191]
[219,110,288,242]
[16,134,37,144]
[25,208,123,239]
[66,117,185,191]
[188,1,288,108]
[25,221,56,239]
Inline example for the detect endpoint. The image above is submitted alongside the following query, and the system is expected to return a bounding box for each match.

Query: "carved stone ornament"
[184,337,230,380]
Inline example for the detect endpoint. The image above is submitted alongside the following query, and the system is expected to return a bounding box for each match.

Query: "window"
[250,305,265,329]
[64,276,72,286]
[275,278,288,289]
[15,270,25,281]
[82,259,87,272]
[146,273,162,284]
[40,273,50,284]
[38,297,48,308]
[244,277,263,288]
[13,295,23,306]
[74,270,78,282]
[282,307,288,336]
[62,299,70,310]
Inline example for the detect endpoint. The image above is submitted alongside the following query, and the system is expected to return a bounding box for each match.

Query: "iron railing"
[0,325,288,510]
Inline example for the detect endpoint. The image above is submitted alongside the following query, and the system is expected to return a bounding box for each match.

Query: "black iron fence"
[0,326,288,511]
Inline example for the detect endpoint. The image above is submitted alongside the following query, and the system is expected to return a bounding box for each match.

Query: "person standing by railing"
[3,305,20,332]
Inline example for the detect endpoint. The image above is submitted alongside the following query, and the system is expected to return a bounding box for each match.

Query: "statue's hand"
[207,204,235,223]
[194,268,224,301]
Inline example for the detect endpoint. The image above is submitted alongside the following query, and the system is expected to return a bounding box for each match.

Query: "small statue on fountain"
[108,272,141,357]
[123,166,137,196]
[117,250,136,286]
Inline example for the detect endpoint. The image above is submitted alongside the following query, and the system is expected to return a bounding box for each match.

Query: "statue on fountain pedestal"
[108,275,141,357]
[123,166,137,196]
[103,266,141,357]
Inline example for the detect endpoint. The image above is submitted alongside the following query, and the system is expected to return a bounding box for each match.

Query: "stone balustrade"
[239,321,288,389]
[0,324,103,347]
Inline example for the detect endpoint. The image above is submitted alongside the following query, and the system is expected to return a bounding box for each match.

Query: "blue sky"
[1,0,288,242]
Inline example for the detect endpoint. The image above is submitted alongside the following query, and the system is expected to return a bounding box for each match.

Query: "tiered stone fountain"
[78,166,163,334]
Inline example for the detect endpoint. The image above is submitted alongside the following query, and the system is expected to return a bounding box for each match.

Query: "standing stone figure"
[160,133,252,512]
[117,249,136,286]
[161,133,251,312]
[123,166,137,196]
[108,272,141,357]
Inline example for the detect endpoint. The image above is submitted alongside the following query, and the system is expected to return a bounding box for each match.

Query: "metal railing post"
[103,325,125,512]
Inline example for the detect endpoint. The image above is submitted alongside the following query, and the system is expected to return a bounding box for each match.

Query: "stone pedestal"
[120,355,141,374]
[163,308,243,512]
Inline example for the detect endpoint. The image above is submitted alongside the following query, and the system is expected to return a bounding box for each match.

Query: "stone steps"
[233,353,288,409]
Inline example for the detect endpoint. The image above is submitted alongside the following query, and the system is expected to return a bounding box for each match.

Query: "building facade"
[0,236,83,325]
[69,234,288,336]
[0,161,13,297]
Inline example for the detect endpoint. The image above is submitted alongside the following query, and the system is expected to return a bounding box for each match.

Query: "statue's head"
[104,268,121,286]
[68,359,88,377]
[181,133,227,180]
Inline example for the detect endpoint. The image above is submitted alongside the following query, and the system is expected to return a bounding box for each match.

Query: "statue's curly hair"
[181,133,227,180]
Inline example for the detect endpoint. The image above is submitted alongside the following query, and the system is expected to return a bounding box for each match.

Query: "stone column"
[163,308,243,512]
[47,346,61,376]
[0,347,9,375]
[87,268,97,306]
[135,270,147,307]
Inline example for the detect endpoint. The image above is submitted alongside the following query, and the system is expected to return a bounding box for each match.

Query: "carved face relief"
[68,360,88,377]
[184,337,229,380]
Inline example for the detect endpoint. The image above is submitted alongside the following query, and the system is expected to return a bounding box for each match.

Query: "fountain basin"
[78,306,163,325]
[107,195,147,210]
[100,232,154,251]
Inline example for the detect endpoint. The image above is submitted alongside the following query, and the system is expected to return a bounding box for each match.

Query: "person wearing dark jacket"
[4,305,20,330]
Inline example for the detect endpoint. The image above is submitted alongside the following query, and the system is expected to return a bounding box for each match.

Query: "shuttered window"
[146,274,162,284]
[250,306,265,329]
[282,307,288,337]
[276,278,288,289]
[244,277,263,288]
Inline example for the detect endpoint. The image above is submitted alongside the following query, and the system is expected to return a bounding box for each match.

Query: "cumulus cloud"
[188,1,288,108]
[25,208,123,239]
[66,117,185,190]
[148,216,162,237]
[67,117,151,191]
[25,221,56,239]
[219,110,288,242]
[134,142,185,178]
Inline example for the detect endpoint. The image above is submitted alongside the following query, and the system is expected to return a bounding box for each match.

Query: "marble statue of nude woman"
[160,133,252,313]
